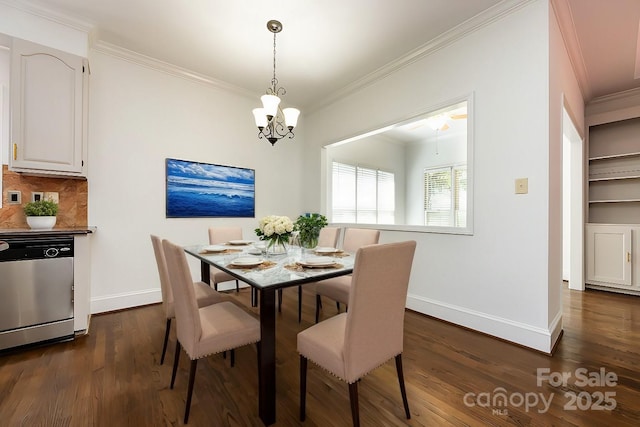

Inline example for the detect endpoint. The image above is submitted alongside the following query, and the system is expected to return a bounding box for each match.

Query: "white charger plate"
[228,240,252,245]
[201,245,226,253]
[299,256,335,268]
[315,247,339,254]
[231,256,263,267]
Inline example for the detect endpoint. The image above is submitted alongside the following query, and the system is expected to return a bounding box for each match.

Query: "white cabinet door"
[10,38,86,176]
[586,224,632,286]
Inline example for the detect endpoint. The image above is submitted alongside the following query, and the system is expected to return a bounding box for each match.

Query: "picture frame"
[165,158,255,218]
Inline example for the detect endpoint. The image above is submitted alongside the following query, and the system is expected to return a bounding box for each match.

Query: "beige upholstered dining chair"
[162,239,261,424]
[293,226,341,322]
[150,234,226,365]
[298,240,416,426]
[208,226,242,293]
[314,228,380,323]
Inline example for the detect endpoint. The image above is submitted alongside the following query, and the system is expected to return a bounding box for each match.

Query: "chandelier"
[252,20,300,146]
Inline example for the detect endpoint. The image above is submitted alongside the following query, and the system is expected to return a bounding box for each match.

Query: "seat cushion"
[297,313,347,381]
[315,275,351,305]
[211,266,237,285]
[189,301,260,359]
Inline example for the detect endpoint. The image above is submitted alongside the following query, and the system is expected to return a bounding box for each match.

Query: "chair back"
[150,234,174,318]
[342,228,380,252]
[318,226,340,248]
[209,226,242,244]
[162,239,203,356]
[343,241,416,382]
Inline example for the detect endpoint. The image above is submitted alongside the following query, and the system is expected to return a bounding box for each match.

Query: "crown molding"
[0,0,93,33]
[585,86,640,124]
[550,0,591,102]
[306,0,535,113]
[92,41,256,99]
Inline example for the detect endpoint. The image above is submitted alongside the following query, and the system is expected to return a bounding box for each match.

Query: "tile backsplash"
[0,165,88,228]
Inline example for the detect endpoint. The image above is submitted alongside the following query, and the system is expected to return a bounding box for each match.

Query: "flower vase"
[266,237,288,257]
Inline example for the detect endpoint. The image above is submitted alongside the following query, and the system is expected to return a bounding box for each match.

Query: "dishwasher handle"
[0,241,8,251]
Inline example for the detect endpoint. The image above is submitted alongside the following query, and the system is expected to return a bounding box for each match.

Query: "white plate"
[201,245,226,253]
[315,247,339,254]
[231,256,263,267]
[299,256,335,268]
[228,240,252,245]
[247,248,263,255]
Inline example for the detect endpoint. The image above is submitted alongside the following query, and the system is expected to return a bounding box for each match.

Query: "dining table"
[183,241,355,426]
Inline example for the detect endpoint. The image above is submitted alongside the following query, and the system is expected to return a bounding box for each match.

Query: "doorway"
[562,107,584,290]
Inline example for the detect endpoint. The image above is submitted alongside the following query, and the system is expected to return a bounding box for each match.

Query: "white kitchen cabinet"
[585,224,640,294]
[9,38,87,177]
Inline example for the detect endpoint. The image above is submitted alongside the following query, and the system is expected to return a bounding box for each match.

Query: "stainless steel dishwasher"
[0,236,74,351]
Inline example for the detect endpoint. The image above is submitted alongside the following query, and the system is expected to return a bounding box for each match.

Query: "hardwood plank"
[0,284,639,426]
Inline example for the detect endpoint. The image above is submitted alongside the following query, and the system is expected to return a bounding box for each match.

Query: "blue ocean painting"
[166,158,255,218]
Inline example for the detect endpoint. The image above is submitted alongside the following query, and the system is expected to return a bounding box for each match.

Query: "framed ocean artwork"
[165,158,255,218]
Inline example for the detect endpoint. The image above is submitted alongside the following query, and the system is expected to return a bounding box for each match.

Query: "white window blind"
[332,162,356,222]
[332,161,395,224]
[424,165,466,227]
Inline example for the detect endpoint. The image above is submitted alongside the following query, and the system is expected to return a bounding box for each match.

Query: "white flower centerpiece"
[255,215,294,255]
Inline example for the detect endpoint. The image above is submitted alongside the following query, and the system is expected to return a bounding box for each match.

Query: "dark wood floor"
[1,284,639,426]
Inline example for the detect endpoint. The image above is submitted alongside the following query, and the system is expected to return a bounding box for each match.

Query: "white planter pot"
[26,216,57,230]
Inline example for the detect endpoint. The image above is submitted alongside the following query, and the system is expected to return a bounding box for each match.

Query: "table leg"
[200,261,211,285]
[258,287,277,425]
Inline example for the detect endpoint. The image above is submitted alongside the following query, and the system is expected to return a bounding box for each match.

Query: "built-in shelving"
[588,117,640,224]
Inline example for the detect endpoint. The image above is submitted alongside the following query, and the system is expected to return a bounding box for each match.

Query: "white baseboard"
[89,280,248,314]
[406,293,562,354]
[91,288,162,314]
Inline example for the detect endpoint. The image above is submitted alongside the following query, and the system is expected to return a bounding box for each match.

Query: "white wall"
[306,0,560,352]
[87,50,308,312]
[549,0,585,327]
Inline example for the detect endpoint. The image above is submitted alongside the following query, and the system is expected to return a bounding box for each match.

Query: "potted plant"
[23,200,59,230]
[294,213,328,249]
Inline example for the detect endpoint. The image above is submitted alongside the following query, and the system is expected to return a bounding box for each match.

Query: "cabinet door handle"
[628,252,631,263]
[13,143,17,160]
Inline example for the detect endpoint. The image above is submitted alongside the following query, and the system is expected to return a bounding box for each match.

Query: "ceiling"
[6,0,640,111]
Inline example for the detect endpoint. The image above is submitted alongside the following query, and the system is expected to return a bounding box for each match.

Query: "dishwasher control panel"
[0,237,74,261]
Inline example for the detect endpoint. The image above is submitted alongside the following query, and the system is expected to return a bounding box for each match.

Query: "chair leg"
[184,359,198,424]
[395,354,411,419]
[213,282,218,291]
[277,289,283,312]
[160,318,171,365]
[300,355,307,421]
[170,343,181,389]
[298,285,302,323]
[230,349,235,367]
[315,295,321,323]
[235,279,239,293]
[348,381,360,427]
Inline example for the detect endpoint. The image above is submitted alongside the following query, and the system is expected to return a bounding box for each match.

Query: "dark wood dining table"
[183,243,354,426]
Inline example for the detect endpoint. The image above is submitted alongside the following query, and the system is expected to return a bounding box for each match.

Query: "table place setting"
[198,245,243,255]
[285,256,343,272]
[226,256,277,270]
[311,247,349,258]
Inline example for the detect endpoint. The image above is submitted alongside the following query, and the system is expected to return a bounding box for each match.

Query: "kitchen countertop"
[0,227,96,238]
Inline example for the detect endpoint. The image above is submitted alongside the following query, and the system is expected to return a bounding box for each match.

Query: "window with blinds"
[424,165,467,227]
[332,161,395,224]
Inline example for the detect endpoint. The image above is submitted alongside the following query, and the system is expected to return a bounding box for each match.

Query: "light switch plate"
[515,178,528,194]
